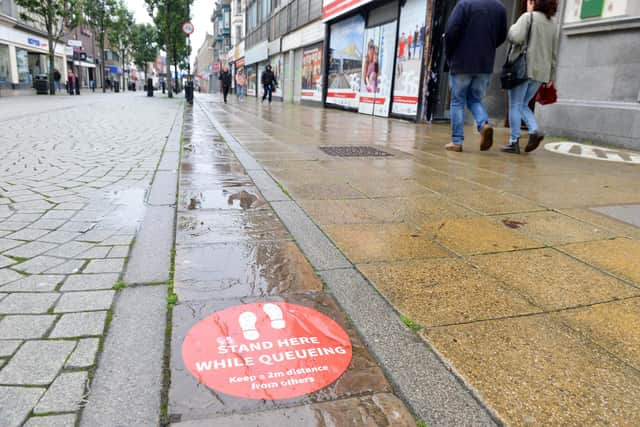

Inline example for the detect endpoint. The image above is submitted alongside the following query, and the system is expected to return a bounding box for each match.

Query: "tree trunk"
[48,35,55,95]
[100,34,106,93]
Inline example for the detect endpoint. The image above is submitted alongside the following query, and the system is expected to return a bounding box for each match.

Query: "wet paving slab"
[168,103,412,425]
[196,95,640,426]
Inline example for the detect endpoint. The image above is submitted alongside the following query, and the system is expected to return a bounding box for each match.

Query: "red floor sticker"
[182,302,353,400]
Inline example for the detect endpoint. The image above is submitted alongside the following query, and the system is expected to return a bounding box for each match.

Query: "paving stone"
[0,239,22,252]
[0,340,75,385]
[0,222,30,232]
[0,275,63,292]
[60,273,119,291]
[50,311,107,338]
[39,230,81,244]
[46,259,85,274]
[46,241,93,258]
[54,291,115,313]
[4,241,58,259]
[0,293,59,314]
[65,338,100,368]
[79,246,111,259]
[59,222,96,233]
[107,246,129,258]
[83,258,125,274]
[6,228,49,241]
[30,219,67,230]
[0,340,21,357]
[101,235,134,246]
[7,214,41,223]
[0,315,57,339]
[76,229,115,243]
[23,414,76,427]
[42,210,77,220]
[14,256,66,274]
[33,371,88,414]
[0,255,16,268]
[0,269,23,285]
[0,386,45,427]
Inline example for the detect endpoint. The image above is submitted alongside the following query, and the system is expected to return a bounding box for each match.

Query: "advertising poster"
[358,21,397,117]
[327,14,365,109]
[392,0,428,116]
[301,44,323,102]
[246,64,256,96]
[182,302,353,400]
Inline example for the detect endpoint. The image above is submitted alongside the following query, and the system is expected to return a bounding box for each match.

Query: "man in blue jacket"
[444,0,507,152]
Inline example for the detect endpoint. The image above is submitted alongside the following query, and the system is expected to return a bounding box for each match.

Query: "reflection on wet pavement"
[169,103,404,425]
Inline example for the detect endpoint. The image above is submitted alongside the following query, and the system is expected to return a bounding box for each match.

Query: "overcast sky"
[127,0,213,68]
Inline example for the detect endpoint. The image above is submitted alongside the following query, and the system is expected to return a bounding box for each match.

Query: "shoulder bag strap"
[523,12,533,53]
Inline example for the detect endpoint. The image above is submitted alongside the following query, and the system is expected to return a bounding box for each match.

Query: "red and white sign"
[322,0,373,21]
[392,96,419,104]
[182,302,352,400]
[182,21,194,35]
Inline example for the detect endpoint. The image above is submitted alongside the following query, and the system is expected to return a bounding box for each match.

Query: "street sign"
[67,40,83,47]
[182,21,194,35]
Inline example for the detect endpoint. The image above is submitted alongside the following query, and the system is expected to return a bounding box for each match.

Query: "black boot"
[500,139,520,154]
[525,132,544,153]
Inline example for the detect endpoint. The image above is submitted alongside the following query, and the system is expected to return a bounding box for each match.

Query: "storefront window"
[16,48,30,83]
[0,44,10,83]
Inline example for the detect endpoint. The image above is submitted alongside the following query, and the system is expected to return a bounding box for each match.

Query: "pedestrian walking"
[443,0,507,152]
[235,69,246,101]
[53,69,61,93]
[67,70,76,95]
[501,0,558,154]
[413,26,419,59]
[261,64,276,103]
[219,66,232,103]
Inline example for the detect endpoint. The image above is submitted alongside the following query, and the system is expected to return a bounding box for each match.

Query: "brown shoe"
[479,124,493,151]
[445,143,463,152]
[525,132,544,153]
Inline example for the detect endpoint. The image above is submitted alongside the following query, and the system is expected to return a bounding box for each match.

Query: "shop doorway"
[293,49,302,103]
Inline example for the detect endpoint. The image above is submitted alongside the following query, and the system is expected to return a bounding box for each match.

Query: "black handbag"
[501,13,533,90]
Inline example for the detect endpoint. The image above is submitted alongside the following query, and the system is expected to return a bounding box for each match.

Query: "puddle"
[97,188,147,229]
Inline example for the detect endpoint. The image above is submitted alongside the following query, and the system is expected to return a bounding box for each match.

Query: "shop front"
[281,21,325,104]
[0,25,67,93]
[323,0,433,119]
[245,41,268,97]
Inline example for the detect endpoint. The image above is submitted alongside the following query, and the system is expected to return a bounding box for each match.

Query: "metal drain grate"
[319,145,393,157]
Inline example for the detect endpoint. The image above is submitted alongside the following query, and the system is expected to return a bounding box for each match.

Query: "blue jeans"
[449,74,491,145]
[236,85,244,99]
[508,79,542,143]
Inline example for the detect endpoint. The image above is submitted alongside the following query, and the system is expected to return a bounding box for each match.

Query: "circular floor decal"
[182,302,352,400]
[544,142,640,164]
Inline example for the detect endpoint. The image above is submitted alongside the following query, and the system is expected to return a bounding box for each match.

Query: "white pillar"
[8,44,18,84]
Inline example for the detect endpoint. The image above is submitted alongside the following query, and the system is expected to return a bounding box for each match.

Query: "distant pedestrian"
[90,79,95,92]
[413,26,419,58]
[261,64,276,103]
[501,0,558,154]
[67,70,76,95]
[235,69,246,101]
[219,66,232,103]
[419,24,426,60]
[53,69,61,92]
[407,33,413,59]
[444,0,507,152]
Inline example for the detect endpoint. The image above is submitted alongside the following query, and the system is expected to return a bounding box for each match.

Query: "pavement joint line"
[196,98,500,427]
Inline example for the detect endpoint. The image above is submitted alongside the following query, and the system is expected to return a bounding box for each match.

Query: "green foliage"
[416,420,430,427]
[131,23,159,74]
[145,0,192,97]
[167,293,178,305]
[84,0,118,91]
[401,315,423,332]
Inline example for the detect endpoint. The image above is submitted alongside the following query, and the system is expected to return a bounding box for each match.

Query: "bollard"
[147,78,153,97]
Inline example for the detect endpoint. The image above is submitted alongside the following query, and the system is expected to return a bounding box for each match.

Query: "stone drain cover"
[319,146,393,157]
[544,142,640,164]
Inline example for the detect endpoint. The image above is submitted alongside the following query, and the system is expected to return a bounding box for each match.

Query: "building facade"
[538,0,640,149]
[194,33,215,92]
[0,0,68,95]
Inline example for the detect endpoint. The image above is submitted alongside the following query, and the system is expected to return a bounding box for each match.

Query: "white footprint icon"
[238,312,260,340]
[263,303,285,329]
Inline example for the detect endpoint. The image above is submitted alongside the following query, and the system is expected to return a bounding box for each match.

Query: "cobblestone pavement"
[0,93,181,426]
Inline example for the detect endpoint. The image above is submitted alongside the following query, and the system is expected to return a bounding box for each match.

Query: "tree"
[108,1,134,91]
[85,0,117,92]
[15,0,80,94]
[146,0,191,98]
[131,23,158,83]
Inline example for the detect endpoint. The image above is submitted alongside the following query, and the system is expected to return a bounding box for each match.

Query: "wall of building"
[538,0,640,149]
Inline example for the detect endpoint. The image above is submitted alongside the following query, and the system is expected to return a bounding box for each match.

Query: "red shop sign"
[182,302,352,400]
